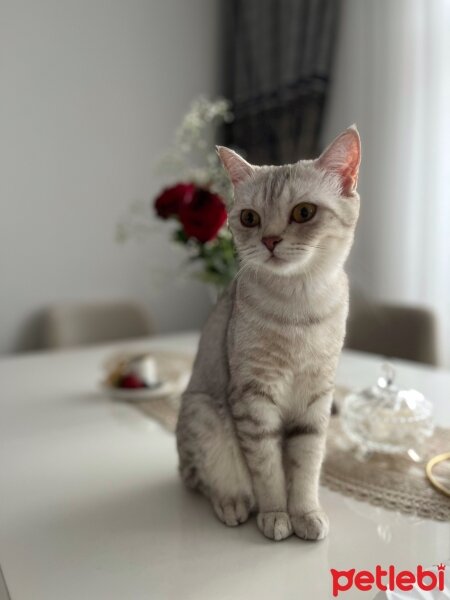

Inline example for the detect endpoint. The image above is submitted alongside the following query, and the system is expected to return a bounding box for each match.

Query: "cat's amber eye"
[240,209,260,228]
[291,202,317,224]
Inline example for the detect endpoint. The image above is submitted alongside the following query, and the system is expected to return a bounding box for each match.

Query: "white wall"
[0,0,220,354]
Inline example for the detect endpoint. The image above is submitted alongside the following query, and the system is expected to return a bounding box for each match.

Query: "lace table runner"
[322,416,450,521]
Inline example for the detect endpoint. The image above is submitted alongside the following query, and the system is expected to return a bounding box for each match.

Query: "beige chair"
[346,294,438,366]
[42,300,154,349]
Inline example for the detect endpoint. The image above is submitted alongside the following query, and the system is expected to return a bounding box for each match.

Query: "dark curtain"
[223,0,341,165]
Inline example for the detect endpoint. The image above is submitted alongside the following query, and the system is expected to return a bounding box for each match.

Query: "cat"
[176,127,361,541]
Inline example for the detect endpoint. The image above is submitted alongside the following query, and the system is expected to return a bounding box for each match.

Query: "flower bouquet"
[119,97,238,291]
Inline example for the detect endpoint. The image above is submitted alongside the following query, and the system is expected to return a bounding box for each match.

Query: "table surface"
[0,332,449,600]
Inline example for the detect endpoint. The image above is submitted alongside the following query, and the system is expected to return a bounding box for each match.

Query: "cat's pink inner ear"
[317,127,361,196]
[216,146,254,185]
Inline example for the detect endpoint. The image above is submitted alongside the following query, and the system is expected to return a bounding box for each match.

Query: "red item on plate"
[119,373,146,389]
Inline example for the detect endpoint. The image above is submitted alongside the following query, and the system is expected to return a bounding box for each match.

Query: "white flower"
[153,96,233,205]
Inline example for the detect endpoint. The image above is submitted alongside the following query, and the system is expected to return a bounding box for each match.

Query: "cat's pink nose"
[262,236,282,252]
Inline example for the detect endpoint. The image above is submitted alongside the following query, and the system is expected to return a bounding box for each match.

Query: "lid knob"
[377,362,396,389]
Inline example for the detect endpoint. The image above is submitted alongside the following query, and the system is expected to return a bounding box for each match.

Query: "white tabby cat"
[176,127,361,541]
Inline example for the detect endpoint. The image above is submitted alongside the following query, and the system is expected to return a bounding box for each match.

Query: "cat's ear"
[316,125,361,196]
[216,146,256,186]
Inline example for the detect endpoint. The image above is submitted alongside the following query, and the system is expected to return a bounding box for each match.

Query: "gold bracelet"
[426,452,450,498]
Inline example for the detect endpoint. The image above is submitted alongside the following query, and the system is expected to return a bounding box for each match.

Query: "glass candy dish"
[341,363,434,460]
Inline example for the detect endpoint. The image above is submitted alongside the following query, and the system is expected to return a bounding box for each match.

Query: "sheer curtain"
[323,0,450,365]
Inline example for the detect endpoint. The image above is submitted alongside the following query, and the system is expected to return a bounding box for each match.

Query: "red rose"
[179,188,227,243]
[154,183,195,219]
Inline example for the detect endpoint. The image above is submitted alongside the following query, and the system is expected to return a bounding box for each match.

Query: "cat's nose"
[262,236,282,252]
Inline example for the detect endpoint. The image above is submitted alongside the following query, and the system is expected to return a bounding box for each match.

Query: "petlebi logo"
[331,563,446,597]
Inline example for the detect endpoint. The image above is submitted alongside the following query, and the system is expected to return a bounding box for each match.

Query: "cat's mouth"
[263,253,306,274]
[265,255,286,265]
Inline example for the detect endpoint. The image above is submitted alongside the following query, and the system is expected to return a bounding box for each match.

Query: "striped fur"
[176,128,361,541]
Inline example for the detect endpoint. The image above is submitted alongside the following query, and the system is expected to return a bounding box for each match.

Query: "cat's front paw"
[291,509,329,541]
[257,511,293,541]
[212,496,253,527]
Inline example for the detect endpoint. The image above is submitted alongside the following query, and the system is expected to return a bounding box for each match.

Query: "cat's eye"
[240,209,260,228]
[291,202,317,224]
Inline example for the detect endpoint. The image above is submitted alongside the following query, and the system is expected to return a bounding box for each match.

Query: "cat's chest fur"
[228,274,348,411]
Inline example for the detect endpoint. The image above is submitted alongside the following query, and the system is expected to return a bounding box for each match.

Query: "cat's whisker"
[233,262,252,283]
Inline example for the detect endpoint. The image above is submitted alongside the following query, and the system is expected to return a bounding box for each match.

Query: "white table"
[0,332,449,600]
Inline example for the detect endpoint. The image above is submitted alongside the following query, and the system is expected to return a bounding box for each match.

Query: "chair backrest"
[42,301,154,349]
[346,295,438,366]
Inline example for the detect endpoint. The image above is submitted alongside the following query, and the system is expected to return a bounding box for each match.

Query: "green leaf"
[173,228,189,244]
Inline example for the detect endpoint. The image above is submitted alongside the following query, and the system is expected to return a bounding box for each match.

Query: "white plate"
[101,349,193,403]
[102,380,177,403]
